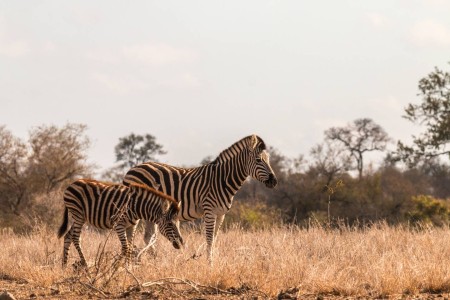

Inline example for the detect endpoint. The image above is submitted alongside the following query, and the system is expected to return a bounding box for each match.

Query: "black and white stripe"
[123,134,277,261]
[57,179,183,267]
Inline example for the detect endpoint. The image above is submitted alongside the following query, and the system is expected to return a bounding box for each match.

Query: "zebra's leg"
[62,226,73,268]
[204,212,218,264]
[214,214,225,238]
[115,224,131,262]
[126,224,139,261]
[143,221,158,256]
[126,224,136,245]
[71,222,87,267]
[126,223,138,257]
[134,221,158,260]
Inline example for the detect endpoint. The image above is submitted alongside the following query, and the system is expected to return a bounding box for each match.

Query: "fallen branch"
[78,280,108,298]
[142,277,234,295]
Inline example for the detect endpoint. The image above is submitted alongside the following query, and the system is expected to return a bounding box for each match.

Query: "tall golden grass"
[1,222,450,298]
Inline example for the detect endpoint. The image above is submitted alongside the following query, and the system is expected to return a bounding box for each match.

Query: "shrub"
[225,199,282,229]
[407,195,450,226]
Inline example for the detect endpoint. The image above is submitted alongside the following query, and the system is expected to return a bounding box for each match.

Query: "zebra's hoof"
[72,261,87,272]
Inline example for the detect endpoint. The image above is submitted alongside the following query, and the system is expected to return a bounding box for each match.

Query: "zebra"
[57,178,184,268]
[123,134,278,262]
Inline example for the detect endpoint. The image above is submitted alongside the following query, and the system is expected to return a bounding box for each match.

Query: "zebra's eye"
[255,157,262,163]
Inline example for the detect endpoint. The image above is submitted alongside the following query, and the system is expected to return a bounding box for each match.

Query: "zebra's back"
[63,179,132,229]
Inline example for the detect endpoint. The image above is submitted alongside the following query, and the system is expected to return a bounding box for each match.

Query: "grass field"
[1,222,450,299]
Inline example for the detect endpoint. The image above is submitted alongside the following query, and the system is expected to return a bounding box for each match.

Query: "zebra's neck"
[129,191,160,222]
[210,146,249,200]
[214,137,247,165]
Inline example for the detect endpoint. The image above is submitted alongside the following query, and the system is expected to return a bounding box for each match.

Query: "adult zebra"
[123,134,278,262]
[58,179,184,267]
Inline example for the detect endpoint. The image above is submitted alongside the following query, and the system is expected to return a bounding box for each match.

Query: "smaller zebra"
[57,179,183,267]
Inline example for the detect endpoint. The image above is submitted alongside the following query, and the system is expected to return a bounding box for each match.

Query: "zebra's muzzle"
[172,237,184,250]
[265,174,278,188]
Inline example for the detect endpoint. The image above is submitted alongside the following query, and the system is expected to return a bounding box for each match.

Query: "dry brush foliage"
[1,223,450,299]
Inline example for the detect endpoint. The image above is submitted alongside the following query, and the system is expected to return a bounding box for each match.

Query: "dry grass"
[2,222,450,299]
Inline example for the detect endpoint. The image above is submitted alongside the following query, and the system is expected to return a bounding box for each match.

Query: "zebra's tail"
[57,207,69,239]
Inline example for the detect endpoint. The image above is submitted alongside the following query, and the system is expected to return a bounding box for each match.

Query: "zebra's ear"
[161,199,170,213]
[249,134,259,150]
[127,184,137,196]
[168,203,179,219]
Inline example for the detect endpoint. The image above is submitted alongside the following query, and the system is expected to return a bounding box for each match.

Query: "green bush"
[408,195,450,226]
[225,200,282,230]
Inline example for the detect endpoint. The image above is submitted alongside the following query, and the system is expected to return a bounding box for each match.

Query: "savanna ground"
[2,222,450,299]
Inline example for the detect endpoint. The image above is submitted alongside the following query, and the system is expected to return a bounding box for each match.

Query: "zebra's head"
[246,135,278,189]
[157,200,184,249]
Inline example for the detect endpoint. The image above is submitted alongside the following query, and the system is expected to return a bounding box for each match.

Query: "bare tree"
[325,118,390,179]
[0,126,28,214]
[28,123,92,193]
[0,124,92,216]
[310,141,351,186]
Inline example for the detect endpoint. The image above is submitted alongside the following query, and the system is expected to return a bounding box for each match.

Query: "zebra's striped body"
[123,135,277,261]
[58,179,183,267]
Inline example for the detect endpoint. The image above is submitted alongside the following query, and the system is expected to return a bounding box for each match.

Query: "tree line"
[0,65,449,231]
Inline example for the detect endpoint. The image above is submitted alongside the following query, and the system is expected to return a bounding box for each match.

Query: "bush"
[225,199,283,230]
[407,195,450,226]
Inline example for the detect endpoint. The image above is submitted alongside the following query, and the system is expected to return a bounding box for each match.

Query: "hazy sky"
[1,1,450,172]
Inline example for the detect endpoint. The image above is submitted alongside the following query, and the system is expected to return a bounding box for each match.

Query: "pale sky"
[1,1,450,172]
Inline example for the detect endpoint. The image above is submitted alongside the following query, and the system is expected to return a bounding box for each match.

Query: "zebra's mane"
[78,178,120,187]
[77,178,179,209]
[212,135,266,164]
[128,182,180,209]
